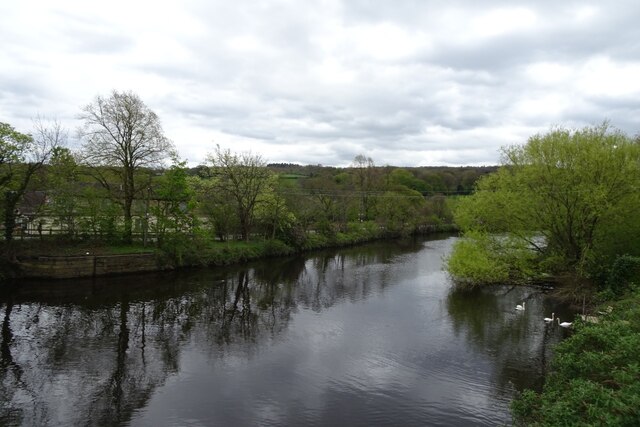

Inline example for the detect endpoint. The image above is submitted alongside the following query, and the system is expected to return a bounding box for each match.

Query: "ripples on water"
[0,236,574,426]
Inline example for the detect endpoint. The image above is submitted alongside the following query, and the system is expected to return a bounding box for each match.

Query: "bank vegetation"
[1,91,489,277]
[441,122,640,425]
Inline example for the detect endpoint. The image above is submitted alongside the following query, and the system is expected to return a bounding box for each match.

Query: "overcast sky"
[1,1,639,167]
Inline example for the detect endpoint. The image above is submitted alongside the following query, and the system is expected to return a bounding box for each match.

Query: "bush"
[512,290,640,426]
[605,254,640,296]
[445,232,510,286]
[445,231,540,286]
[263,239,295,257]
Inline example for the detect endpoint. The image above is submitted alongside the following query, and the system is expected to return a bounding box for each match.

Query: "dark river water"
[0,235,574,426]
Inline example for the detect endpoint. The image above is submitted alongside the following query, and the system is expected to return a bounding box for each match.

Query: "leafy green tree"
[449,123,640,285]
[78,90,175,243]
[389,168,428,193]
[48,147,80,236]
[0,119,62,241]
[76,185,120,240]
[351,154,378,220]
[301,172,342,231]
[206,146,273,241]
[376,186,425,235]
[190,176,237,241]
[417,171,446,193]
[150,162,196,243]
[255,185,296,240]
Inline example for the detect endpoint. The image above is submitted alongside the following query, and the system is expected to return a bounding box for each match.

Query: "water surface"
[0,236,572,426]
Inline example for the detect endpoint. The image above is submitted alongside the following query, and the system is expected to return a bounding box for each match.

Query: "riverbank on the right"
[511,288,640,426]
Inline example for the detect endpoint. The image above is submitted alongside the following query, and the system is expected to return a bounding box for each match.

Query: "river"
[0,235,573,426]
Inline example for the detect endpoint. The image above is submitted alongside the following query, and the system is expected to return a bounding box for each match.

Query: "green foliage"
[512,290,640,426]
[375,186,425,235]
[446,231,540,286]
[342,220,381,242]
[504,124,639,269]
[76,186,121,241]
[0,122,33,167]
[255,189,296,240]
[190,175,238,241]
[156,235,296,268]
[150,161,197,243]
[449,123,640,285]
[48,147,80,235]
[422,195,453,226]
[1,120,62,240]
[445,231,510,285]
[389,168,428,193]
[605,255,640,296]
[206,146,274,241]
[79,90,176,243]
[262,239,295,256]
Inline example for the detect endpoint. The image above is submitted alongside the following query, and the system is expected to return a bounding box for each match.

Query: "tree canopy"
[447,123,640,287]
[0,119,62,240]
[206,146,274,241]
[79,90,175,242]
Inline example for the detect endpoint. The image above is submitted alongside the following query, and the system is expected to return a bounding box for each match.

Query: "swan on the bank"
[557,318,572,328]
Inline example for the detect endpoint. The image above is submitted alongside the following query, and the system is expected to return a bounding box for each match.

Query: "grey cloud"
[53,10,135,54]
[2,0,639,166]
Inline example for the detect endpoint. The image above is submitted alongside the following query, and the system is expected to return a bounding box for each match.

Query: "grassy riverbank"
[511,289,640,426]
[156,222,457,268]
[2,222,458,278]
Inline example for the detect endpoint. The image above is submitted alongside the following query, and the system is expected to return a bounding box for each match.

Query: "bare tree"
[78,90,175,242]
[207,146,272,241]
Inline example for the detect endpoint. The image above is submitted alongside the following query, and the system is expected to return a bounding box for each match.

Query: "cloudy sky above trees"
[1,0,639,166]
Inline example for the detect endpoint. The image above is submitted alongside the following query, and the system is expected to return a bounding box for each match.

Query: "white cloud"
[469,7,538,39]
[577,56,640,97]
[1,0,639,166]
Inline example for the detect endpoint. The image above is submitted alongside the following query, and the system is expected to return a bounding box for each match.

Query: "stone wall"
[17,253,161,279]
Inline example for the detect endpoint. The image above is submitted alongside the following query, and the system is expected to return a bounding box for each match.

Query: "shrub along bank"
[511,288,640,426]
[150,221,457,269]
[439,125,640,425]
[2,221,457,280]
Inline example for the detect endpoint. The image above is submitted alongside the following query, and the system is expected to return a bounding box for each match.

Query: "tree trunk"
[240,210,250,241]
[123,198,133,244]
[3,191,19,241]
[123,168,135,244]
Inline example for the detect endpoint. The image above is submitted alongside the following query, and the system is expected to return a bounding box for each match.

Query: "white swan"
[515,302,526,311]
[544,313,555,322]
[557,317,572,328]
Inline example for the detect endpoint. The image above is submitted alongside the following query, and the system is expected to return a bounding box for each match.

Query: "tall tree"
[150,161,196,243]
[206,146,273,241]
[351,154,377,221]
[0,119,62,241]
[449,123,640,285]
[48,147,80,236]
[78,90,175,242]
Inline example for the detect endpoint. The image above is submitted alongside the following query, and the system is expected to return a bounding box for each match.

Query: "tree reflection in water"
[0,239,425,426]
[446,284,570,394]
[3,237,571,426]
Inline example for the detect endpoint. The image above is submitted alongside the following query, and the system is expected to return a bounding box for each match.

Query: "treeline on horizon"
[196,162,498,195]
[1,148,483,244]
[1,90,493,249]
